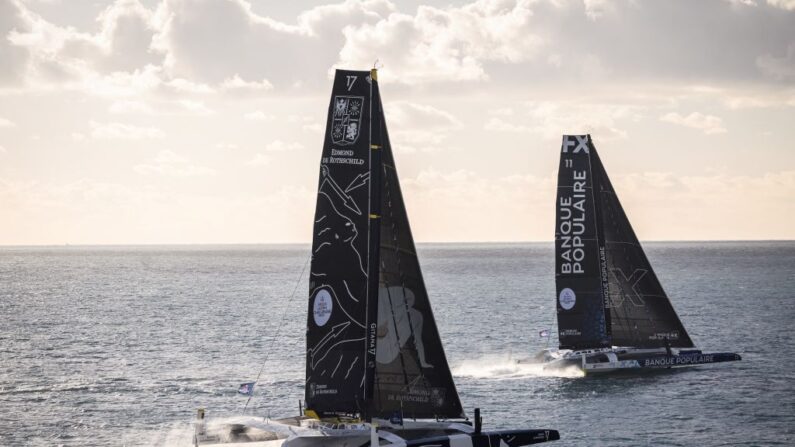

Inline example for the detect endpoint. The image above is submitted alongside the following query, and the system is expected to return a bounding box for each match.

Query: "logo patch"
[313,289,333,326]
[559,287,576,310]
[331,95,364,146]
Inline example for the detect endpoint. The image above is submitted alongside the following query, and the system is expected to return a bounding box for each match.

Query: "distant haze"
[1,0,793,244]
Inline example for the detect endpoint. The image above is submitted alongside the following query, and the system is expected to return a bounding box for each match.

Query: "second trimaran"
[530,135,741,374]
[194,69,559,445]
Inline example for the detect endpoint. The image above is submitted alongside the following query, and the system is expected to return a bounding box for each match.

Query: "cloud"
[265,140,303,152]
[220,74,273,91]
[610,170,795,239]
[133,149,215,176]
[89,120,165,139]
[109,98,213,115]
[766,0,795,10]
[0,176,316,244]
[0,117,16,127]
[659,112,727,135]
[6,0,163,88]
[757,42,795,80]
[0,144,6,153]
[151,0,391,86]
[336,0,543,84]
[384,101,463,150]
[4,0,794,97]
[244,110,275,121]
[386,101,463,130]
[583,0,617,21]
[397,168,795,241]
[484,101,638,141]
[399,168,554,241]
[724,0,758,7]
[246,153,270,166]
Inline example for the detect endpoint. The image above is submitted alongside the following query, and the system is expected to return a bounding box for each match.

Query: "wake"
[452,353,584,379]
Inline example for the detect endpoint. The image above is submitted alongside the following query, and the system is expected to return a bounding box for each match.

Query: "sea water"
[1,242,793,446]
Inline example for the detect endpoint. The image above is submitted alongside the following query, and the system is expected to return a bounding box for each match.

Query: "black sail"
[555,135,694,350]
[371,98,464,420]
[555,135,611,350]
[306,69,379,417]
[306,69,463,420]
[590,143,694,349]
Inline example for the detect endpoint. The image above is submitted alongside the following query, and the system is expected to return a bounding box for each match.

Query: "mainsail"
[306,69,463,420]
[555,135,693,350]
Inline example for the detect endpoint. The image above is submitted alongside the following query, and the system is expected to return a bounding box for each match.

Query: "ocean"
[1,242,793,446]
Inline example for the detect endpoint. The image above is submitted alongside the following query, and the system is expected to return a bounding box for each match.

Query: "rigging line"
[243,253,312,413]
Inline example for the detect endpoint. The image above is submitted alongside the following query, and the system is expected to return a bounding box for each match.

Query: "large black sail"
[590,144,694,349]
[371,98,464,420]
[306,69,379,417]
[555,135,694,350]
[555,135,611,350]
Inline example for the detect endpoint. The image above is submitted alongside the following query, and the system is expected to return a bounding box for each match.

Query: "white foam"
[452,354,584,379]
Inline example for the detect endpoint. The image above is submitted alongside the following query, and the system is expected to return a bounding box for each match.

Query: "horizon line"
[1,238,793,248]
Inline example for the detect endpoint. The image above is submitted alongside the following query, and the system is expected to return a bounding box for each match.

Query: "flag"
[238,382,255,396]
[539,329,550,338]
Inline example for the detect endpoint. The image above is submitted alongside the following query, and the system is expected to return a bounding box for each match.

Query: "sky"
[0,0,793,245]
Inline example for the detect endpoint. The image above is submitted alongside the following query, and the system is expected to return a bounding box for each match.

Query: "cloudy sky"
[1,0,793,245]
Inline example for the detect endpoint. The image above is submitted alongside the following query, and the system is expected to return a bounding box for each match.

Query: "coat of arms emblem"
[331,95,364,145]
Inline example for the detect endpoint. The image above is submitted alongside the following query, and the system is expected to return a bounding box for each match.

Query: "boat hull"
[195,418,559,446]
[395,429,560,446]
[537,348,741,374]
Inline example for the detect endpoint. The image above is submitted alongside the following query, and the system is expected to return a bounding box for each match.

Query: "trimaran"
[193,69,559,446]
[530,134,741,374]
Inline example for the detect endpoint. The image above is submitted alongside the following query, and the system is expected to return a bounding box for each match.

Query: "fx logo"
[562,135,589,154]
[608,268,648,307]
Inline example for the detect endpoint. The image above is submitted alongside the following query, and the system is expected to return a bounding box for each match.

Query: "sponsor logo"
[643,354,715,367]
[331,96,364,145]
[559,287,576,310]
[309,383,338,397]
[558,168,588,275]
[313,289,333,326]
[562,135,589,153]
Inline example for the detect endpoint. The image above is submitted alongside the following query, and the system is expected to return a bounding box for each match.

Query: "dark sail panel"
[306,69,377,417]
[371,101,464,420]
[555,135,611,350]
[589,147,694,348]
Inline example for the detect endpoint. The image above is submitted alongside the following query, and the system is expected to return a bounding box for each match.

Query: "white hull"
[195,416,472,447]
[520,346,740,375]
[194,414,558,446]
